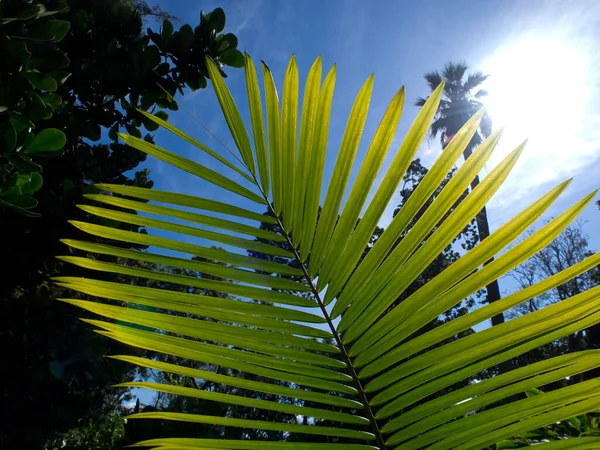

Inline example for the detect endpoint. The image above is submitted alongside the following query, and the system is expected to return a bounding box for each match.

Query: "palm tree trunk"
[463,145,511,374]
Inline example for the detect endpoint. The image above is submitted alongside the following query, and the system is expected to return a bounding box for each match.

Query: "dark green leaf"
[141,46,160,73]
[27,20,55,41]
[177,25,194,53]
[1,123,17,151]
[82,123,101,141]
[154,111,169,121]
[161,20,173,41]
[9,115,34,133]
[25,128,66,153]
[218,40,230,52]
[26,92,53,120]
[0,88,10,112]
[42,93,62,109]
[21,172,43,195]
[155,62,169,76]
[1,193,38,209]
[222,33,238,49]
[0,197,40,217]
[187,74,207,91]
[2,4,43,21]
[9,172,32,189]
[48,71,71,87]
[207,7,226,32]
[39,1,68,16]
[6,154,42,173]
[62,179,75,196]
[220,49,245,68]
[126,125,142,139]
[22,72,57,91]
[0,181,21,195]
[0,163,13,179]
[27,50,69,71]
[108,124,118,141]
[143,118,159,132]
[47,20,70,42]
[4,39,30,64]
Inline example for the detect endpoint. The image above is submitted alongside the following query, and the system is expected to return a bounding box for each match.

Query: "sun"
[483,35,588,140]
[482,35,593,163]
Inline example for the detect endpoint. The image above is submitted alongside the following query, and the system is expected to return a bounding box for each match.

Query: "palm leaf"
[59,54,600,449]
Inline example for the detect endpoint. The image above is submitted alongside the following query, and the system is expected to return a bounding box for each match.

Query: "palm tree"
[57,55,600,449]
[416,62,504,329]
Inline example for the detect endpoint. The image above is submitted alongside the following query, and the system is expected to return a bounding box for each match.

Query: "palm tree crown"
[416,61,491,154]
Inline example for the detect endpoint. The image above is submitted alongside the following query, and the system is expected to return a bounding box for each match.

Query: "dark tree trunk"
[463,143,511,373]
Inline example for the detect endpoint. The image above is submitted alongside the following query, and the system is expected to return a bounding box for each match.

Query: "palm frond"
[58,54,600,449]
[423,71,443,92]
[474,88,488,99]
[464,71,489,92]
[442,61,468,84]
[415,96,428,107]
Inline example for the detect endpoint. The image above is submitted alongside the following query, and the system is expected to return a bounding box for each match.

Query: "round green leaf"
[220,49,245,68]
[4,4,42,21]
[82,122,101,141]
[2,193,38,209]
[11,172,32,189]
[27,50,69,71]
[207,7,226,32]
[155,111,169,121]
[22,72,57,91]
[161,20,173,41]
[21,172,43,194]
[25,128,66,153]
[176,25,194,53]
[48,70,71,87]
[143,118,159,132]
[47,20,70,42]
[125,125,142,139]
[1,123,17,151]
[42,93,62,109]
[6,154,42,173]
[108,124,118,141]
[4,39,30,64]
[9,115,34,133]
[62,179,75,196]
[27,91,54,120]
[222,33,238,49]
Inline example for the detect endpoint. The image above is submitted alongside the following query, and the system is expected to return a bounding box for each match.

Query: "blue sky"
[146,0,600,242]
[142,0,600,262]
[128,0,600,406]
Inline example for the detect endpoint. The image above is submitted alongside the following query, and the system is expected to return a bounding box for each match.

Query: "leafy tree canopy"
[0,1,243,448]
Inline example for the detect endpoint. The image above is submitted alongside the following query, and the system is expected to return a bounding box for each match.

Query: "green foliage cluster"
[498,390,600,448]
[0,1,243,448]
[0,0,70,214]
[0,0,244,216]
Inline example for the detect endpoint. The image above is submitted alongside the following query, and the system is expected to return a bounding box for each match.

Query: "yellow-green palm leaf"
[59,55,600,449]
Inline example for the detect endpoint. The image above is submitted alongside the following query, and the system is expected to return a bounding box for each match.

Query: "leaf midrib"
[255,182,386,449]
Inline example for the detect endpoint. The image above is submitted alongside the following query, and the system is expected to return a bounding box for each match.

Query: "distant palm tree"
[416,62,504,329]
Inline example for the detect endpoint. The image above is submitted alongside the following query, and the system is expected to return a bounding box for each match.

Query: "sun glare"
[481,35,597,188]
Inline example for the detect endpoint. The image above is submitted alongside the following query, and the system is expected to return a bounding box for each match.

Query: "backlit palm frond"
[463,71,489,92]
[423,71,443,92]
[442,61,468,84]
[474,88,488,99]
[59,54,600,449]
